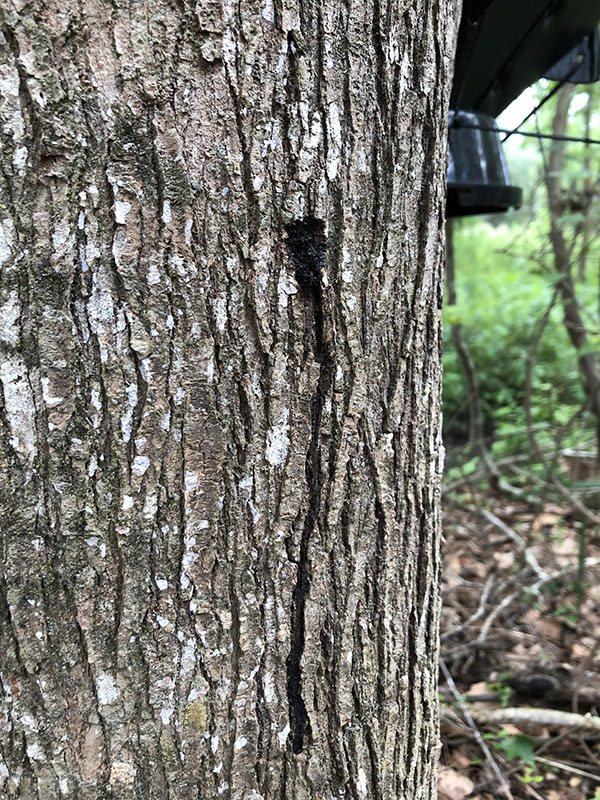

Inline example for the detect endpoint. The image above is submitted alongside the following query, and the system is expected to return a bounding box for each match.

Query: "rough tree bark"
[0,0,457,797]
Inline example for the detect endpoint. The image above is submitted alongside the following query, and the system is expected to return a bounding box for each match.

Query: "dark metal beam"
[451,0,600,116]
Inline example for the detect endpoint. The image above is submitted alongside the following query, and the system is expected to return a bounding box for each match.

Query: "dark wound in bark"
[285,219,334,753]
[285,219,326,292]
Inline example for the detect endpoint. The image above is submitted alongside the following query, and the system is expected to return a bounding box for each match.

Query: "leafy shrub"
[443,219,588,456]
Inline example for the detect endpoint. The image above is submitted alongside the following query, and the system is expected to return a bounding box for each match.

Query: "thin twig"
[441,575,495,641]
[467,506,548,581]
[513,771,546,800]
[572,632,600,715]
[440,659,514,799]
[536,756,600,781]
[477,592,516,643]
[578,736,600,769]
[524,287,560,483]
[527,557,600,597]
[508,464,600,526]
[443,631,539,659]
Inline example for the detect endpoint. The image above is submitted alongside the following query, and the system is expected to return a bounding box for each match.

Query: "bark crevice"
[285,219,334,754]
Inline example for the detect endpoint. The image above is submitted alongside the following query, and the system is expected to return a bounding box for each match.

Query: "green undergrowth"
[443,217,595,460]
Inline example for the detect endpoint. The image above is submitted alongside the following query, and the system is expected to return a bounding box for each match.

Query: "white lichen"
[0,290,20,346]
[132,455,150,476]
[25,741,45,761]
[213,296,227,333]
[261,0,274,22]
[0,357,36,460]
[147,262,161,286]
[0,216,15,267]
[278,723,290,748]
[238,475,253,492]
[114,200,131,224]
[265,409,290,467]
[277,271,297,309]
[180,637,196,675]
[185,471,199,492]
[12,146,27,173]
[263,672,275,704]
[326,103,342,180]
[96,673,118,705]
[357,768,368,795]
[41,377,63,408]
[140,358,152,383]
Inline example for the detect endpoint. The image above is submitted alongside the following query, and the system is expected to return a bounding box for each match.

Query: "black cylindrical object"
[447,109,522,217]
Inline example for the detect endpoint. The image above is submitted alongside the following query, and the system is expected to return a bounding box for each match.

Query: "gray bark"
[0,0,457,797]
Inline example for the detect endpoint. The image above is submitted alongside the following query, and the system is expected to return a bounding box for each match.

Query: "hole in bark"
[284,218,326,293]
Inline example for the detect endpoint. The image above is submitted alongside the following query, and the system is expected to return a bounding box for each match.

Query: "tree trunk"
[0,0,457,797]
[578,83,596,283]
[547,84,600,458]
[445,220,487,453]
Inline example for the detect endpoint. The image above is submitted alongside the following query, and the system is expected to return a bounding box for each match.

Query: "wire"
[533,105,549,183]
[449,121,600,147]
[501,58,583,142]
[471,0,561,113]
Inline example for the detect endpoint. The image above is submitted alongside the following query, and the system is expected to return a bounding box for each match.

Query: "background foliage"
[443,81,600,466]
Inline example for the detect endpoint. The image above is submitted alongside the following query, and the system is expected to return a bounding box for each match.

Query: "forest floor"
[440,470,600,800]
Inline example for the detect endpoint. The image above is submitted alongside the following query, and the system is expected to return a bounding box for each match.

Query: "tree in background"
[0,0,457,796]
[546,84,600,459]
[444,76,600,504]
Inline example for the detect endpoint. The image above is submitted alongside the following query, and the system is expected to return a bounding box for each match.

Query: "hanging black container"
[447,110,522,217]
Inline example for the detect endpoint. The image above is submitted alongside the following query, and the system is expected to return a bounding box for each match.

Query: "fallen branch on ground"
[476,707,600,732]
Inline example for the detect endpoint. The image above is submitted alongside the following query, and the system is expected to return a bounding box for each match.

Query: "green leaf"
[494,732,537,767]
[444,306,464,326]
[556,212,585,227]
[578,338,600,357]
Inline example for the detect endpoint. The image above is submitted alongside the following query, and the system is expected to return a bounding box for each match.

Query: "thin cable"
[449,122,600,147]
[501,58,582,142]
[471,0,560,113]
[533,105,549,182]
